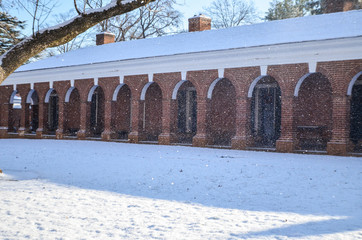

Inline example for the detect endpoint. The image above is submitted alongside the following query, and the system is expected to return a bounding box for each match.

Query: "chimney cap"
[189,14,211,20]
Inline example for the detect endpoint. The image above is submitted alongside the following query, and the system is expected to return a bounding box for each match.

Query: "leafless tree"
[84,0,182,41]
[0,0,156,85]
[1,0,59,35]
[204,0,256,29]
[46,10,93,56]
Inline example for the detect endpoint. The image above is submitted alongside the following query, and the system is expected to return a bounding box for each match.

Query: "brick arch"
[347,71,362,96]
[172,80,187,100]
[154,72,181,100]
[44,88,56,103]
[98,77,119,102]
[88,85,105,136]
[65,87,76,103]
[295,72,333,150]
[142,81,163,141]
[208,78,237,146]
[112,83,127,101]
[186,70,218,99]
[267,64,309,98]
[315,65,336,93]
[75,79,94,102]
[64,86,80,135]
[224,67,261,99]
[26,89,39,105]
[9,90,18,104]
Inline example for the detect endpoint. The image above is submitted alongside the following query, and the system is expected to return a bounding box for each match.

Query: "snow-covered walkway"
[0,139,361,239]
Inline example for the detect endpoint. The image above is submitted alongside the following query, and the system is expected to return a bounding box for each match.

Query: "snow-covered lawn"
[0,139,361,239]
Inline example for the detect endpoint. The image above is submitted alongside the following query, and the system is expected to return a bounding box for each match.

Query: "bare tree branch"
[0,0,155,84]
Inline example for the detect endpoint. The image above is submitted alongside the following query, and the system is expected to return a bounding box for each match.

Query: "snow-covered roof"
[16,10,362,73]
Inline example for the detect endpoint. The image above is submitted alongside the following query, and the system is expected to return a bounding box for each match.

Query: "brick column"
[77,100,88,139]
[128,99,141,143]
[18,100,27,137]
[158,99,175,145]
[101,100,112,141]
[276,95,296,153]
[56,100,65,139]
[36,101,45,138]
[327,95,350,155]
[0,103,9,138]
[231,97,251,150]
[193,98,210,147]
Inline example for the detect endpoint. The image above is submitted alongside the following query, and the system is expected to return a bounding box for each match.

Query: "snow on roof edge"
[15,10,362,73]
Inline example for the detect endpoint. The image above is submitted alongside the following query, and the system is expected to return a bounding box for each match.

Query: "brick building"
[0,10,361,156]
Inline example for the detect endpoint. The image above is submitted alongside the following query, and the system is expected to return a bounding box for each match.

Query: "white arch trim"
[140,82,153,101]
[9,90,18,104]
[247,75,267,98]
[112,83,126,101]
[26,89,36,104]
[172,80,187,100]
[347,71,362,96]
[87,85,99,102]
[44,88,55,103]
[294,73,313,97]
[65,87,75,103]
[207,78,222,99]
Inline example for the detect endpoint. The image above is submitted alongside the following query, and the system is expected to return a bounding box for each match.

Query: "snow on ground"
[0,139,361,240]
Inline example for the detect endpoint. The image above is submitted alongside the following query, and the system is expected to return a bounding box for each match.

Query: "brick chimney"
[322,0,360,13]
[188,14,211,32]
[96,32,115,45]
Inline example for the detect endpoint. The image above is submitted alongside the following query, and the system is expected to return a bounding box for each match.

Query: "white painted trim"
[9,90,18,104]
[140,82,153,101]
[148,73,153,82]
[112,83,126,101]
[248,75,267,98]
[207,78,222,99]
[30,82,34,89]
[308,62,317,73]
[119,75,124,84]
[70,79,75,87]
[65,87,75,103]
[26,89,35,104]
[13,85,16,91]
[44,88,55,103]
[172,80,187,100]
[181,71,187,80]
[87,85,99,102]
[94,78,98,86]
[294,73,313,97]
[218,68,224,79]
[260,65,268,76]
[2,37,362,87]
[49,81,53,89]
[347,71,362,96]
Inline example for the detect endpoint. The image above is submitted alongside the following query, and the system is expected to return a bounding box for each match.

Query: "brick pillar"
[36,102,45,138]
[128,99,141,143]
[77,101,88,139]
[56,100,65,139]
[0,102,9,138]
[193,98,210,147]
[327,95,350,155]
[18,100,27,137]
[158,99,175,145]
[101,100,112,141]
[276,95,296,153]
[231,97,251,150]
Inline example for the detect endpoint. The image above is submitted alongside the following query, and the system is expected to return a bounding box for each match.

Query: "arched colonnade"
[0,64,361,156]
